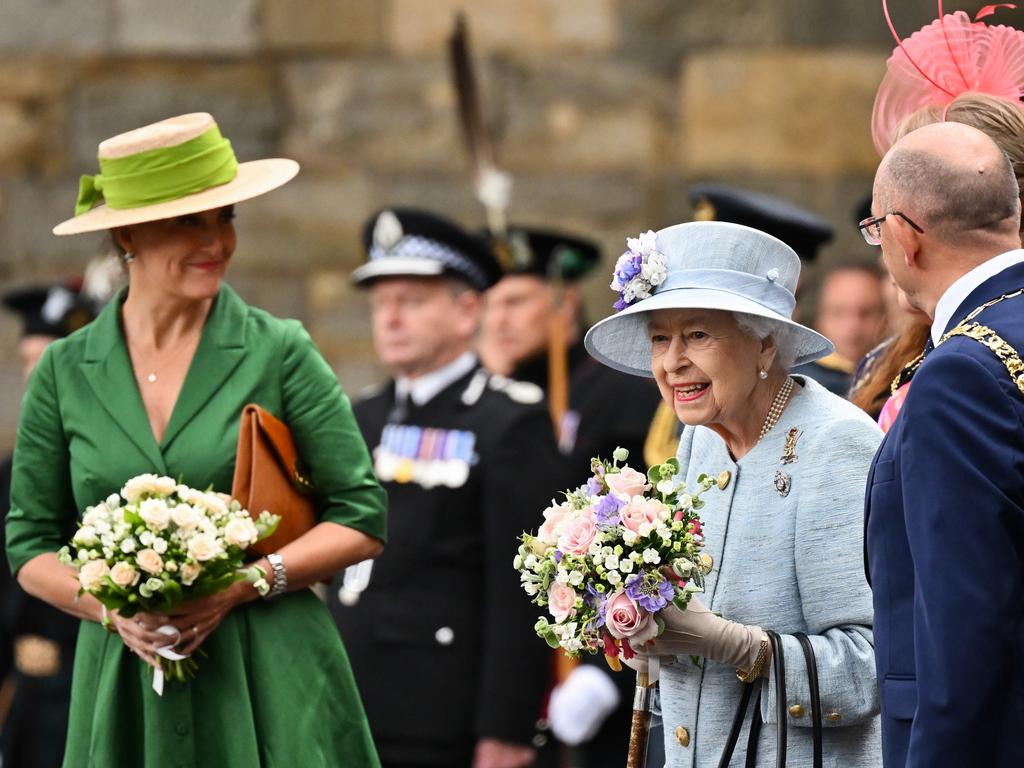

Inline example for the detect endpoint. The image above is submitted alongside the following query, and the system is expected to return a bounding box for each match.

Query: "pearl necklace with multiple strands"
[758,375,795,442]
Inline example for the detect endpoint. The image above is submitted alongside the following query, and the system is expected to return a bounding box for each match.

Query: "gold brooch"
[781,427,801,465]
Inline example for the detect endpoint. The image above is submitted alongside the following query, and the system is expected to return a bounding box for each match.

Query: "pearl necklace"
[758,376,795,442]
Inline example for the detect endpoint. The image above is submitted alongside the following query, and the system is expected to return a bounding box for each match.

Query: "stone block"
[113,0,259,55]
[495,57,676,173]
[0,1,111,54]
[282,58,464,173]
[263,0,383,51]
[387,0,617,55]
[69,63,284,168]
[681,48,886,177]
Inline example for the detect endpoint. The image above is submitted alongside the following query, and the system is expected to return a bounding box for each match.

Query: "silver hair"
[733,313,799,370]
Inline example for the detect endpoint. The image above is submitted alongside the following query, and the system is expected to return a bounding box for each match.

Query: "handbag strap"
[744,688,763,768]
[765,630,787,768]
[794,632,823,768]
[719,631,788,768]
[717,678,755,768]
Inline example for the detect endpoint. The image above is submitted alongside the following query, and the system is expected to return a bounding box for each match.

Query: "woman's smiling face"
[649,308,768,430]
[115,205,237,301]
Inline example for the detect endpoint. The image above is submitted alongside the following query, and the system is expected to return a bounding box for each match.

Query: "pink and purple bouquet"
[515,449,715,668]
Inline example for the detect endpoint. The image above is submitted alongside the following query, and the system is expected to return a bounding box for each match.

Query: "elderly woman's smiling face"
[649,308,773,430]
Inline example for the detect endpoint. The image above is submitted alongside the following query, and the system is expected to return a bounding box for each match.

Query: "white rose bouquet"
[59,473,279,688]
[514,449,717,668]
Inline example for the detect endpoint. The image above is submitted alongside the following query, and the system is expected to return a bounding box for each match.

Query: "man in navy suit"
[864,121,1024,767]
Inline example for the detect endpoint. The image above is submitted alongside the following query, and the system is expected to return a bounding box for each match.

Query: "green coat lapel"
[79,289,167,472]
[160,285,247,451]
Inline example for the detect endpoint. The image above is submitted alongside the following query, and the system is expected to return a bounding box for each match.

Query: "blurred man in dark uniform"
[800,263,887,395]
[644,184,835,466]
[1,280,101,768]
[478,227,662,767]
[480,227,662,475]
[329,208,561,768]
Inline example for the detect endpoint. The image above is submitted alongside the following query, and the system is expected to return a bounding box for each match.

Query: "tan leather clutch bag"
[232,403,316,555]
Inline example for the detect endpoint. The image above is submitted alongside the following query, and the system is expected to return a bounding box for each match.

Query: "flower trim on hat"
[610,230,668,311]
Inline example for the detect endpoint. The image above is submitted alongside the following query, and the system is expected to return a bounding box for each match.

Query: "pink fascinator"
[872,2,1024,155]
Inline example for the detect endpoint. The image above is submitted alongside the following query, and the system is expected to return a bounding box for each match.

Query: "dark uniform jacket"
[1,456,77,768]
[330,364,566,766]
[514,339,662,768]
[513,339,662,477]
[865,262,1024,767]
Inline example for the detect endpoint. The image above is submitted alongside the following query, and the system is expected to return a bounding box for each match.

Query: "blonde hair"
[896,92,1024,233]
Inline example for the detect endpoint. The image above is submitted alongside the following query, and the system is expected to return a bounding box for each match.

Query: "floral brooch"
[610,230,667,311]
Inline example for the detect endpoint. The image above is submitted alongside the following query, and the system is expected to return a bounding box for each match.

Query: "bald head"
[875,121,1021,242]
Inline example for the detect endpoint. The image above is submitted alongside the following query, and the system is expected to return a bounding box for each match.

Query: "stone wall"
[0,0,1002,448]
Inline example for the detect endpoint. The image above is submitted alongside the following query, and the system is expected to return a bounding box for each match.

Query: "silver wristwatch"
[264,552,288,600]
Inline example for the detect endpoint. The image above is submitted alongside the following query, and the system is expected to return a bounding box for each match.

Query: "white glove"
[644,597,764,670]
[548,665,621,746]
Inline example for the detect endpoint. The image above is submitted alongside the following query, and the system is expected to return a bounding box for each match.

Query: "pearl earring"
[759,369,768,380]
[122,251,134,265]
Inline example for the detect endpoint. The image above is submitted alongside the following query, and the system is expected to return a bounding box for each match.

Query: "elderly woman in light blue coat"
[585,221,881,767]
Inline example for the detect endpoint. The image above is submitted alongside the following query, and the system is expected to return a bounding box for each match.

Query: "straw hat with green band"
[54,112,299,236]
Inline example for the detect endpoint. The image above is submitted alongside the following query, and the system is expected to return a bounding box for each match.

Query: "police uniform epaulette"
[358,381,389,400]
[460,370,543,406]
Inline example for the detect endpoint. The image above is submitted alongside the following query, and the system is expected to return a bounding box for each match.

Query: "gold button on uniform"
[717,470,732,490]
[788,704,805,718]
[674,725,690,747]
[826,711,842,722]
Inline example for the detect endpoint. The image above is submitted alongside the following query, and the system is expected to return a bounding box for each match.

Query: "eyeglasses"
[858,211,924,246]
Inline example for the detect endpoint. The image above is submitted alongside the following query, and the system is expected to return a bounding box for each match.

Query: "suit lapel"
[160,285,247,451]
[79,289,167,472]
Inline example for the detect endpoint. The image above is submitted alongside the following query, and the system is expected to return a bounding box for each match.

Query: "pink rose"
[620,498,664,533]
[604,589,658,644]
[557,513,598,556]
[537,502,572,545]
[605,467,648,500]
[548,582,577,623]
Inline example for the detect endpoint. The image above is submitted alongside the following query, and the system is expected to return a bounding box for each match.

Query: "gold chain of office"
[891,287,1024,396]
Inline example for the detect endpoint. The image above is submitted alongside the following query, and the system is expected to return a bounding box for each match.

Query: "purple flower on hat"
[609,230,667,311]
[594,493,625,527]
[624,571,675,613]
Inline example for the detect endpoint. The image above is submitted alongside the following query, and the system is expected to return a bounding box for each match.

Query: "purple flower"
[585,583,608,626]
[553,549,563,563]
[594,493,625,527]
[585,476,604,496]
[624,572,675,613]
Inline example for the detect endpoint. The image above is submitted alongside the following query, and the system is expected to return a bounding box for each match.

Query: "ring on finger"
[192,625,199,638]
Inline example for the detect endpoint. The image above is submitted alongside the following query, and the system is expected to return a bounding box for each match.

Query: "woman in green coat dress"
[4,113,388,768]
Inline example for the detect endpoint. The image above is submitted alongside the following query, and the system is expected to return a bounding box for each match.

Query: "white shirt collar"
[395,351,478,407]
[930,248,1024,345]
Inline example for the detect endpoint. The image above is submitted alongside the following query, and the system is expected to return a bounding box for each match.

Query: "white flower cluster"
[61,474,279,609]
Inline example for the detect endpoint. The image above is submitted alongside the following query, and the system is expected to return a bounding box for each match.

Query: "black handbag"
[716,631,822,768]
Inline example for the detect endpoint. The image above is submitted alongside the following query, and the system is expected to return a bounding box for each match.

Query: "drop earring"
[759,369,768,380]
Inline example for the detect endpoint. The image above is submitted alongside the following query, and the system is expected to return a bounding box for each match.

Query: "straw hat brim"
[584,286,834,379]
[53,158,299,236]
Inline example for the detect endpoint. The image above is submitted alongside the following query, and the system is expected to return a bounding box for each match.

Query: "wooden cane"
[626,670,652,768]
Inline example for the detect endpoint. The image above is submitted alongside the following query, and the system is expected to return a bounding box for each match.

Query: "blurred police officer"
[329,208,562,768]
[1,280,102,768]
[644,184,835,465]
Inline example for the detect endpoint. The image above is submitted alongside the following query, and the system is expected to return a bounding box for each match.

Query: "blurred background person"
[330,208,560,768]
[479,227,662,767]
[479,227,661,475]
[0,272,114,768]
[793,262,886,395]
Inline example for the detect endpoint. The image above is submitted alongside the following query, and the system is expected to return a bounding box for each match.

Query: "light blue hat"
[584,221,834,378]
